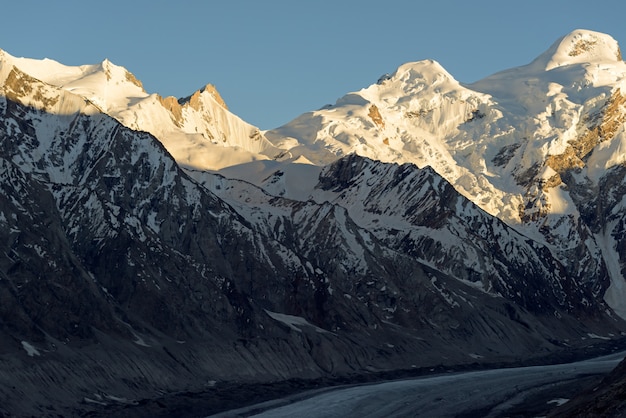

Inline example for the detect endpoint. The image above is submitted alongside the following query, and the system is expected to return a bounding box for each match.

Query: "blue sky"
[1,1,625,129]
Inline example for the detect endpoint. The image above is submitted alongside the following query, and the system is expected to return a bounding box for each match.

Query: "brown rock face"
[569,38,598,57]
[547,89,626,175]
[3,67,59,111]
[124,70,144,90]
[368,104,384,128]
[519,89,626,223]
[157,95,184,127]
[157,84,229,127]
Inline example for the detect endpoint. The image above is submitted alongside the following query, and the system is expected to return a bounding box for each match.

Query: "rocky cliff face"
[1,31,626,416]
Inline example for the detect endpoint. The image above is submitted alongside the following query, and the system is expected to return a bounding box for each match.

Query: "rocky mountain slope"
[0,29,625,416]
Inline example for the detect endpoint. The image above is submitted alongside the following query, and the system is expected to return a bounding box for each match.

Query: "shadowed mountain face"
[1,30,626,416]
[0,94,623,416]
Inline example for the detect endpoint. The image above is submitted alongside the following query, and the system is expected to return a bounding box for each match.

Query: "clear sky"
[1,0,625,129]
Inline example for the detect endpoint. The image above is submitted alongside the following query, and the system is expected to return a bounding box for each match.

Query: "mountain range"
[1,29,625,416]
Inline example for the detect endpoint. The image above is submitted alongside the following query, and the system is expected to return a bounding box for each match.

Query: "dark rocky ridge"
[550,355,626,417]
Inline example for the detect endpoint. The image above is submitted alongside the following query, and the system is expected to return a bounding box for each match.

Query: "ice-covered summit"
[533,29,622,71]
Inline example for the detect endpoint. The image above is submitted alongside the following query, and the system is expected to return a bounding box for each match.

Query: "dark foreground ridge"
[549,349,626,417]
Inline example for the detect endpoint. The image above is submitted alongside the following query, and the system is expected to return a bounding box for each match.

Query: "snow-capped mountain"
[263,29,626,319]
[0,49,282,172]
[267,30,625,219]
[0,29,625,416]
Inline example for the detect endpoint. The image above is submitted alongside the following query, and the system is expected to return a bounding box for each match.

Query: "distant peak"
[199,83,228,109]
[395,59,452,76]
[99,58,115,74]
[536,29,622,71]
[366,60,460,93]
[178,83,228,110]
[367,59,461,95]
[99,58,114,81]
[97,58,144,90]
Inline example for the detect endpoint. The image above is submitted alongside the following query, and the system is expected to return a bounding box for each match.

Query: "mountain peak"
[96,57,144,90]
[536,29,622,71]
[178,83,228,110]
[382,59,460,89]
